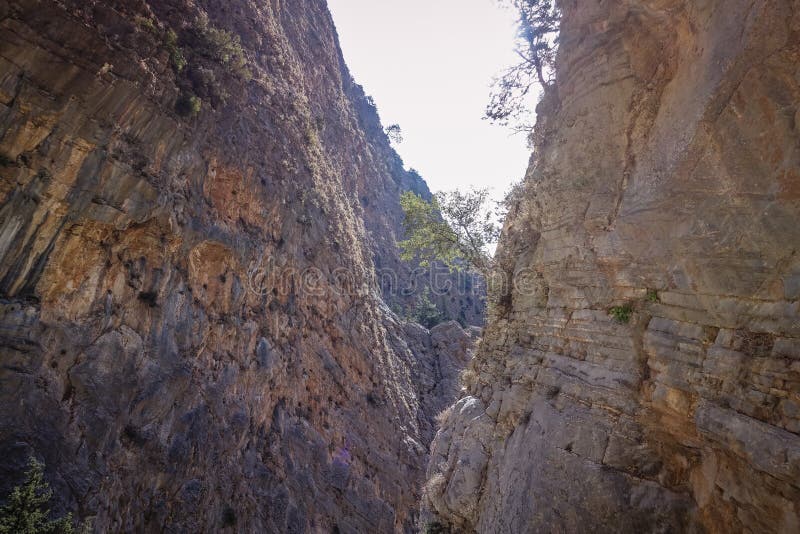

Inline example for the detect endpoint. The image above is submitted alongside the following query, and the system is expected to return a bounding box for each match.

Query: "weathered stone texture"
[0,1,473,532]
[425,0,800,532]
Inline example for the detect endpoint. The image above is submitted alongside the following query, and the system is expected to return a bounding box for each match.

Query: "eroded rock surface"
[0,1,474,532]
[425,1,800,532]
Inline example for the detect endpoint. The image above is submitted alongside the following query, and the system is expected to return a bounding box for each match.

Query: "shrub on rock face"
[609,303,634,323]
[0,457,89,534]
[192,13,251,80]
[165,29,187,73]
[410,289,445,329]
[175,92,202,117]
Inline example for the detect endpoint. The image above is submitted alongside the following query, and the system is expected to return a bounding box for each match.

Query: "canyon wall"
[425,0,800,532]
[0,1,473,532]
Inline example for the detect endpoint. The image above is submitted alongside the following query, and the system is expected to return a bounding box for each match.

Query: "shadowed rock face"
[0,1,475,532]
[425,0,800,532]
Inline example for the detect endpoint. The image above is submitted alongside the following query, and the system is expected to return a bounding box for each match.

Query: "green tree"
[399,188,499,278]
[0,458,86,534]
[410,288,445,329]
[486,0,561,130]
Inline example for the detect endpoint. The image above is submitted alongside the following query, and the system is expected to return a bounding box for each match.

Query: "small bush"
[193,13,251,80]
[609,303,633,324]
[0,457,89,534]
[459,366,478,390]
[0,153,13,167]
[165,29,187,72]
[435,405,453,426]
[409,289,445,329]
[175,93,201,117]
[646,289,660,303]
[134,15,157,34]
[136,17,187,73]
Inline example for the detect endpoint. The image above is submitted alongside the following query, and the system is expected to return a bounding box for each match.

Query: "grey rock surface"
[424,0,800,532]
[0,1,475,532]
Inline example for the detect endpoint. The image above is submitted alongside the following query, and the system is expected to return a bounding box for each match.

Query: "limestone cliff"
[425,0,800,532]
[0,1,474,532]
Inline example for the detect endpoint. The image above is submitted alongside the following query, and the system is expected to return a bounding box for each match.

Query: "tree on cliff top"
[0,458,88,534]
[385,124,403,144]
[486,0,561,130]
[399,189,499,278]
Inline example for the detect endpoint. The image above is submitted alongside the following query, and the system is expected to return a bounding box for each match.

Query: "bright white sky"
[327,0,534,202]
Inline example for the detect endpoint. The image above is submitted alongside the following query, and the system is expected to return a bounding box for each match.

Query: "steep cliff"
[0,1,474,532]
[425,0,800,532]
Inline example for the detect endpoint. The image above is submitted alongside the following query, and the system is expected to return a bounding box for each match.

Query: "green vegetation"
[609,303,634,324]
[193,13,251,80]
[134,15,157,34]
[646,289,660,303]
[165,29,187,73]
[399,188,498,277]
[136,11,251,113]
[0,458,88,534]
[0,153,13,167]
[409,288,445,329]
[175,92,202,117]
[486,0,561,130]
[134,16,186,73]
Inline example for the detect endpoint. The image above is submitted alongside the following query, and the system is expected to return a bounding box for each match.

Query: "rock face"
[0,1,474,532]
[425,0,800,532]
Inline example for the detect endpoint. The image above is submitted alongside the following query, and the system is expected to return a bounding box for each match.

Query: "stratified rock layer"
[0,1,473,532]
[426,0,800,532]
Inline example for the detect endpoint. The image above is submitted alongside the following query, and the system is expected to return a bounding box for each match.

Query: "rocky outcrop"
[0,1,474,532]
[425,0,800,532]
[402,321,481,437]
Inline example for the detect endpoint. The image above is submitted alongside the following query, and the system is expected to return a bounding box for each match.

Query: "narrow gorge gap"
[0,1,798,534]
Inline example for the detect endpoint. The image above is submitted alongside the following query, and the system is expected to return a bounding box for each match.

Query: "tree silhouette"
[486,0,561,130]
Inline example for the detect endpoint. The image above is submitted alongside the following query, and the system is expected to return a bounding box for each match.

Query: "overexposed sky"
[328,0,533,201]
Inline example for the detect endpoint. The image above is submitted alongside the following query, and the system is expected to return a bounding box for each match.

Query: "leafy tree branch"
[0,458,90,534]
[399,189,499,278]
[486,0,562,130]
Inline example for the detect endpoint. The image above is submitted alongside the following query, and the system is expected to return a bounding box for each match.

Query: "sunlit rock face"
[0,1,475,531]
[425,0,800,532]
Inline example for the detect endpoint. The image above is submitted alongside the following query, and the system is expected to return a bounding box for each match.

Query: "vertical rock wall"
[426,0,800,532]
[0,1,472,532]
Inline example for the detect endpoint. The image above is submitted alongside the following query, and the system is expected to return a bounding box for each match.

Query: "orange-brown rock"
[0,1,475,532]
